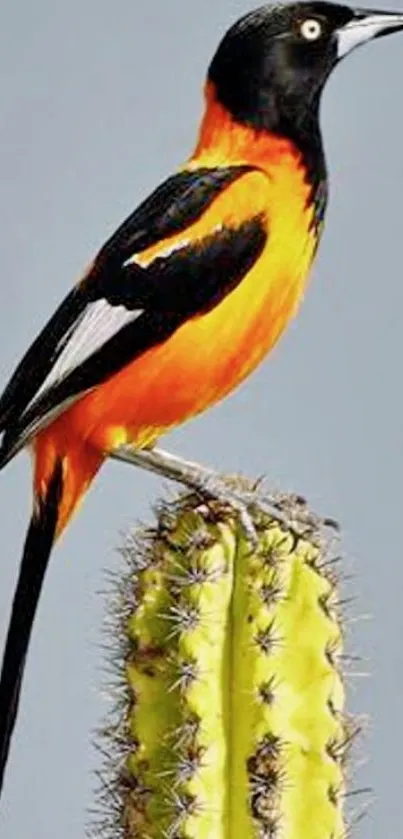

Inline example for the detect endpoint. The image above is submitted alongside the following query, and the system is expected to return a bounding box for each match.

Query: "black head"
[209,2,403,149]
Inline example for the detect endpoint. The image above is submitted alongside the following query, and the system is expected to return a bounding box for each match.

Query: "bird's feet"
[111,444,339,547]
[186,471,337,547]
[184,470,263,546]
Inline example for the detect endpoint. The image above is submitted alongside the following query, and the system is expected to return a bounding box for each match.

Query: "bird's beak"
[337,7,403,58]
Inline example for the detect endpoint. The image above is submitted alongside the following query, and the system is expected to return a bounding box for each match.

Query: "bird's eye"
[299,18,323,41]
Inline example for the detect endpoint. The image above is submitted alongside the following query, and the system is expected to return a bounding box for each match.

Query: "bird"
[1,0,402,799]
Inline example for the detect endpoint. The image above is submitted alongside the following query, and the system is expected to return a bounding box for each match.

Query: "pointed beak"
[337,7,403,58]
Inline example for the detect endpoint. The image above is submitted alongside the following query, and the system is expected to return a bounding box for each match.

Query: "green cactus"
[95,489,356,839]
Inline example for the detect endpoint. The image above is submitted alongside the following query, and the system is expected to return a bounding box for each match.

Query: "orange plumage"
[34,86,318,535]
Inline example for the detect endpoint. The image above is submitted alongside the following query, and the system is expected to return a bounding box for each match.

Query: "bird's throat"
[193,82,327,231]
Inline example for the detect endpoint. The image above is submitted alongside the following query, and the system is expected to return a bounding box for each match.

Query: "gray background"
[0,1,402,836]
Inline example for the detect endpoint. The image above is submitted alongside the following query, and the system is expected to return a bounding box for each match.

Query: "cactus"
[94,488,358,839]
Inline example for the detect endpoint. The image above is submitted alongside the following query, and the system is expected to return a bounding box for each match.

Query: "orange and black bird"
[1,0,403,797]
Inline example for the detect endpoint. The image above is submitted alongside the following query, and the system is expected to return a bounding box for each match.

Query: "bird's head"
[208,1,403,143]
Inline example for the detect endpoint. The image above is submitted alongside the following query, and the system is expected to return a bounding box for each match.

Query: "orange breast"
[60,142,318,454]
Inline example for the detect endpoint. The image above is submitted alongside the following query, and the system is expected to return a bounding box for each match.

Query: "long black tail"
[0,459,63,797]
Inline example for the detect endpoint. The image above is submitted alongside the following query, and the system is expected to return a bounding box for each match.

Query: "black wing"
[0,164,267,466]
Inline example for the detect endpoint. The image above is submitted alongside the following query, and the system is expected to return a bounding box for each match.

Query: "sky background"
[0,1,402,836]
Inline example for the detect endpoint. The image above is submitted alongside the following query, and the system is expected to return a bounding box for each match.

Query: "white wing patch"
[24,299,142,412]
[124,225,224,269]
[124,237,191,268]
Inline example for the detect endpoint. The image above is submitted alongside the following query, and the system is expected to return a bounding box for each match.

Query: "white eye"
[300,18,323,41]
